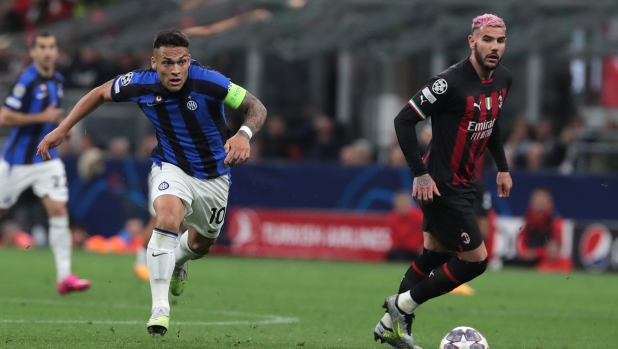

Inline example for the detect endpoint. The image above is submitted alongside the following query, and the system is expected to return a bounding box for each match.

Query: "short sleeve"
[407,75,454,120]
[110,72,138,103]
[3,80,29,111]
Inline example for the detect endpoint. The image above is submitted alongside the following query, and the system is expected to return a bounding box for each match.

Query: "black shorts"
[420,195,482,252]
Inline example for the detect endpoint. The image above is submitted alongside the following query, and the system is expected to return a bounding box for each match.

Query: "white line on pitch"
[0,297,299,324]
[0,318,298,326]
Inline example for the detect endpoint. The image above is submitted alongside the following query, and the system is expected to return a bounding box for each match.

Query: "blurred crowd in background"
[1,1,616,275]
[2,1,618,174]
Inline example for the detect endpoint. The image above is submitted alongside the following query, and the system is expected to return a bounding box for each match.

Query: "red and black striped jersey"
[395,58,512,196]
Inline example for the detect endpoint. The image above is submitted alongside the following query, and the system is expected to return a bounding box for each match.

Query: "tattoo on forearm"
[238,92,267,135]
[416,174,431,188]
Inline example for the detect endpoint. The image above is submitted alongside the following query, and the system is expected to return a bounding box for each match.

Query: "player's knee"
[468,258,488,279]
[155,213,182,233]
[45,201,67,218]
[458,257,487,281]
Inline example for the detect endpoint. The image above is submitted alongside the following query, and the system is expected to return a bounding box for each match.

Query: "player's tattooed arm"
[237,91,267,139]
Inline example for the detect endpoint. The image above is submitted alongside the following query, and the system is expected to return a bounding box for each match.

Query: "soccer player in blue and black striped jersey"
[0,32,91,295]
[38,29,267,335]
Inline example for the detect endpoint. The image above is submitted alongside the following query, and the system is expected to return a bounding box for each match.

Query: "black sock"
[398,248,452,293]
[409,257,488,305]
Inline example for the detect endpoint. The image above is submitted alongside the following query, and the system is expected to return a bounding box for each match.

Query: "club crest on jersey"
[461,232,471,244]
[498,94,503,109]
[432,78,448,94]
[186,100,198,111]
[158,181,169,190]
[121,72,133,86]
[57,84,63,99]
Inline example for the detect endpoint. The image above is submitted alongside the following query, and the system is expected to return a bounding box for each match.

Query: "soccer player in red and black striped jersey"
[375,14,513,348]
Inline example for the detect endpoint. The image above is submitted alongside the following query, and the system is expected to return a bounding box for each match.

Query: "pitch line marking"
[0,318,297,326]
[0,298,299,325]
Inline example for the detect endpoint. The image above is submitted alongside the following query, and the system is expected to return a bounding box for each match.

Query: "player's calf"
[404,257,488,312]
[170,232,206,296]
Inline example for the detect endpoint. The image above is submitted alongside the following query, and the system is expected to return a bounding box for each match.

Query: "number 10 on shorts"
[209,207,226,224]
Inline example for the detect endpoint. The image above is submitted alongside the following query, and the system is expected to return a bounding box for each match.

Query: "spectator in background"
[339,138,373,166]
[256,114,292,160]
[525,142,546,171]
[296,114,343,162]
[516,188,572,272]
[77,132,105,182]
[0,1,24,33]
[385,190,424,262]
[108,137,131,160]
[388,144,407,167]
[535,119,565,167]
[504,118,532,169]
[558,116,585,174]
[67,47,105,88]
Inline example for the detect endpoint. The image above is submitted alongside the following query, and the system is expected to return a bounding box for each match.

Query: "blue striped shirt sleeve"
[110,72,137,102]
[3,74,33,111]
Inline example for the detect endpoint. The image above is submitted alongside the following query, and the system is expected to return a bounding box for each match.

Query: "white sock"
[174,231,202,267]
[147,231,177,310]
[397,291,419,314]
[381,313,392,328]
[49,216,71,282]
[136,246,147,266]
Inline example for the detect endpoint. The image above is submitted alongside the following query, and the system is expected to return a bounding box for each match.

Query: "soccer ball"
[439,326,489,349]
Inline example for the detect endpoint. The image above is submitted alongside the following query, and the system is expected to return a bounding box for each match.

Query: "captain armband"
[223,83,247,110]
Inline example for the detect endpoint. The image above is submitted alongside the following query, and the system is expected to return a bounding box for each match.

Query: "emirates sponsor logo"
[467,119,496,141]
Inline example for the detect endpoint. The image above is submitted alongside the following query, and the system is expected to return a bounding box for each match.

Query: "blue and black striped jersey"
[2,63,63,165]
[111,60,235,179]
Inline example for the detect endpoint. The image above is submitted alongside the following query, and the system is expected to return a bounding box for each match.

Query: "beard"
[474,44,501,71]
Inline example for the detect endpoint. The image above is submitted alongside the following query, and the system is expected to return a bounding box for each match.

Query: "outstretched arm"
[37,80,114,160]
[223,91,267,168]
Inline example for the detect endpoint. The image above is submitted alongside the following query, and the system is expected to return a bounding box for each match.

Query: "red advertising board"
[226,208,392,261]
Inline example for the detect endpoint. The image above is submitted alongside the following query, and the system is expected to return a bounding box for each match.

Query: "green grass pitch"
[0,248,616,348]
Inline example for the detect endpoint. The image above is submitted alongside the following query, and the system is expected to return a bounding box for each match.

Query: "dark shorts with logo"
[420,194,483,252]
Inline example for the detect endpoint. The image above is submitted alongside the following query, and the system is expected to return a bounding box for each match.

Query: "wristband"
[239,125,253,139]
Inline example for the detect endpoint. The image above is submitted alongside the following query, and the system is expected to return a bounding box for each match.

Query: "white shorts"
[0,158,68,208]
[150,162,230,238]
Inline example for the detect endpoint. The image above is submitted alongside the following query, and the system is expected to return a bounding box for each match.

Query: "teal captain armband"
[223,83,247,110]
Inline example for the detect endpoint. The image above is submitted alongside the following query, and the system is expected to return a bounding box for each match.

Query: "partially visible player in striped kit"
[0,32,91,295]
[37,29,267,335]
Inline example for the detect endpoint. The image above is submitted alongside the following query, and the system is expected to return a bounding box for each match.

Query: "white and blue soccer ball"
[439,326,489,349]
